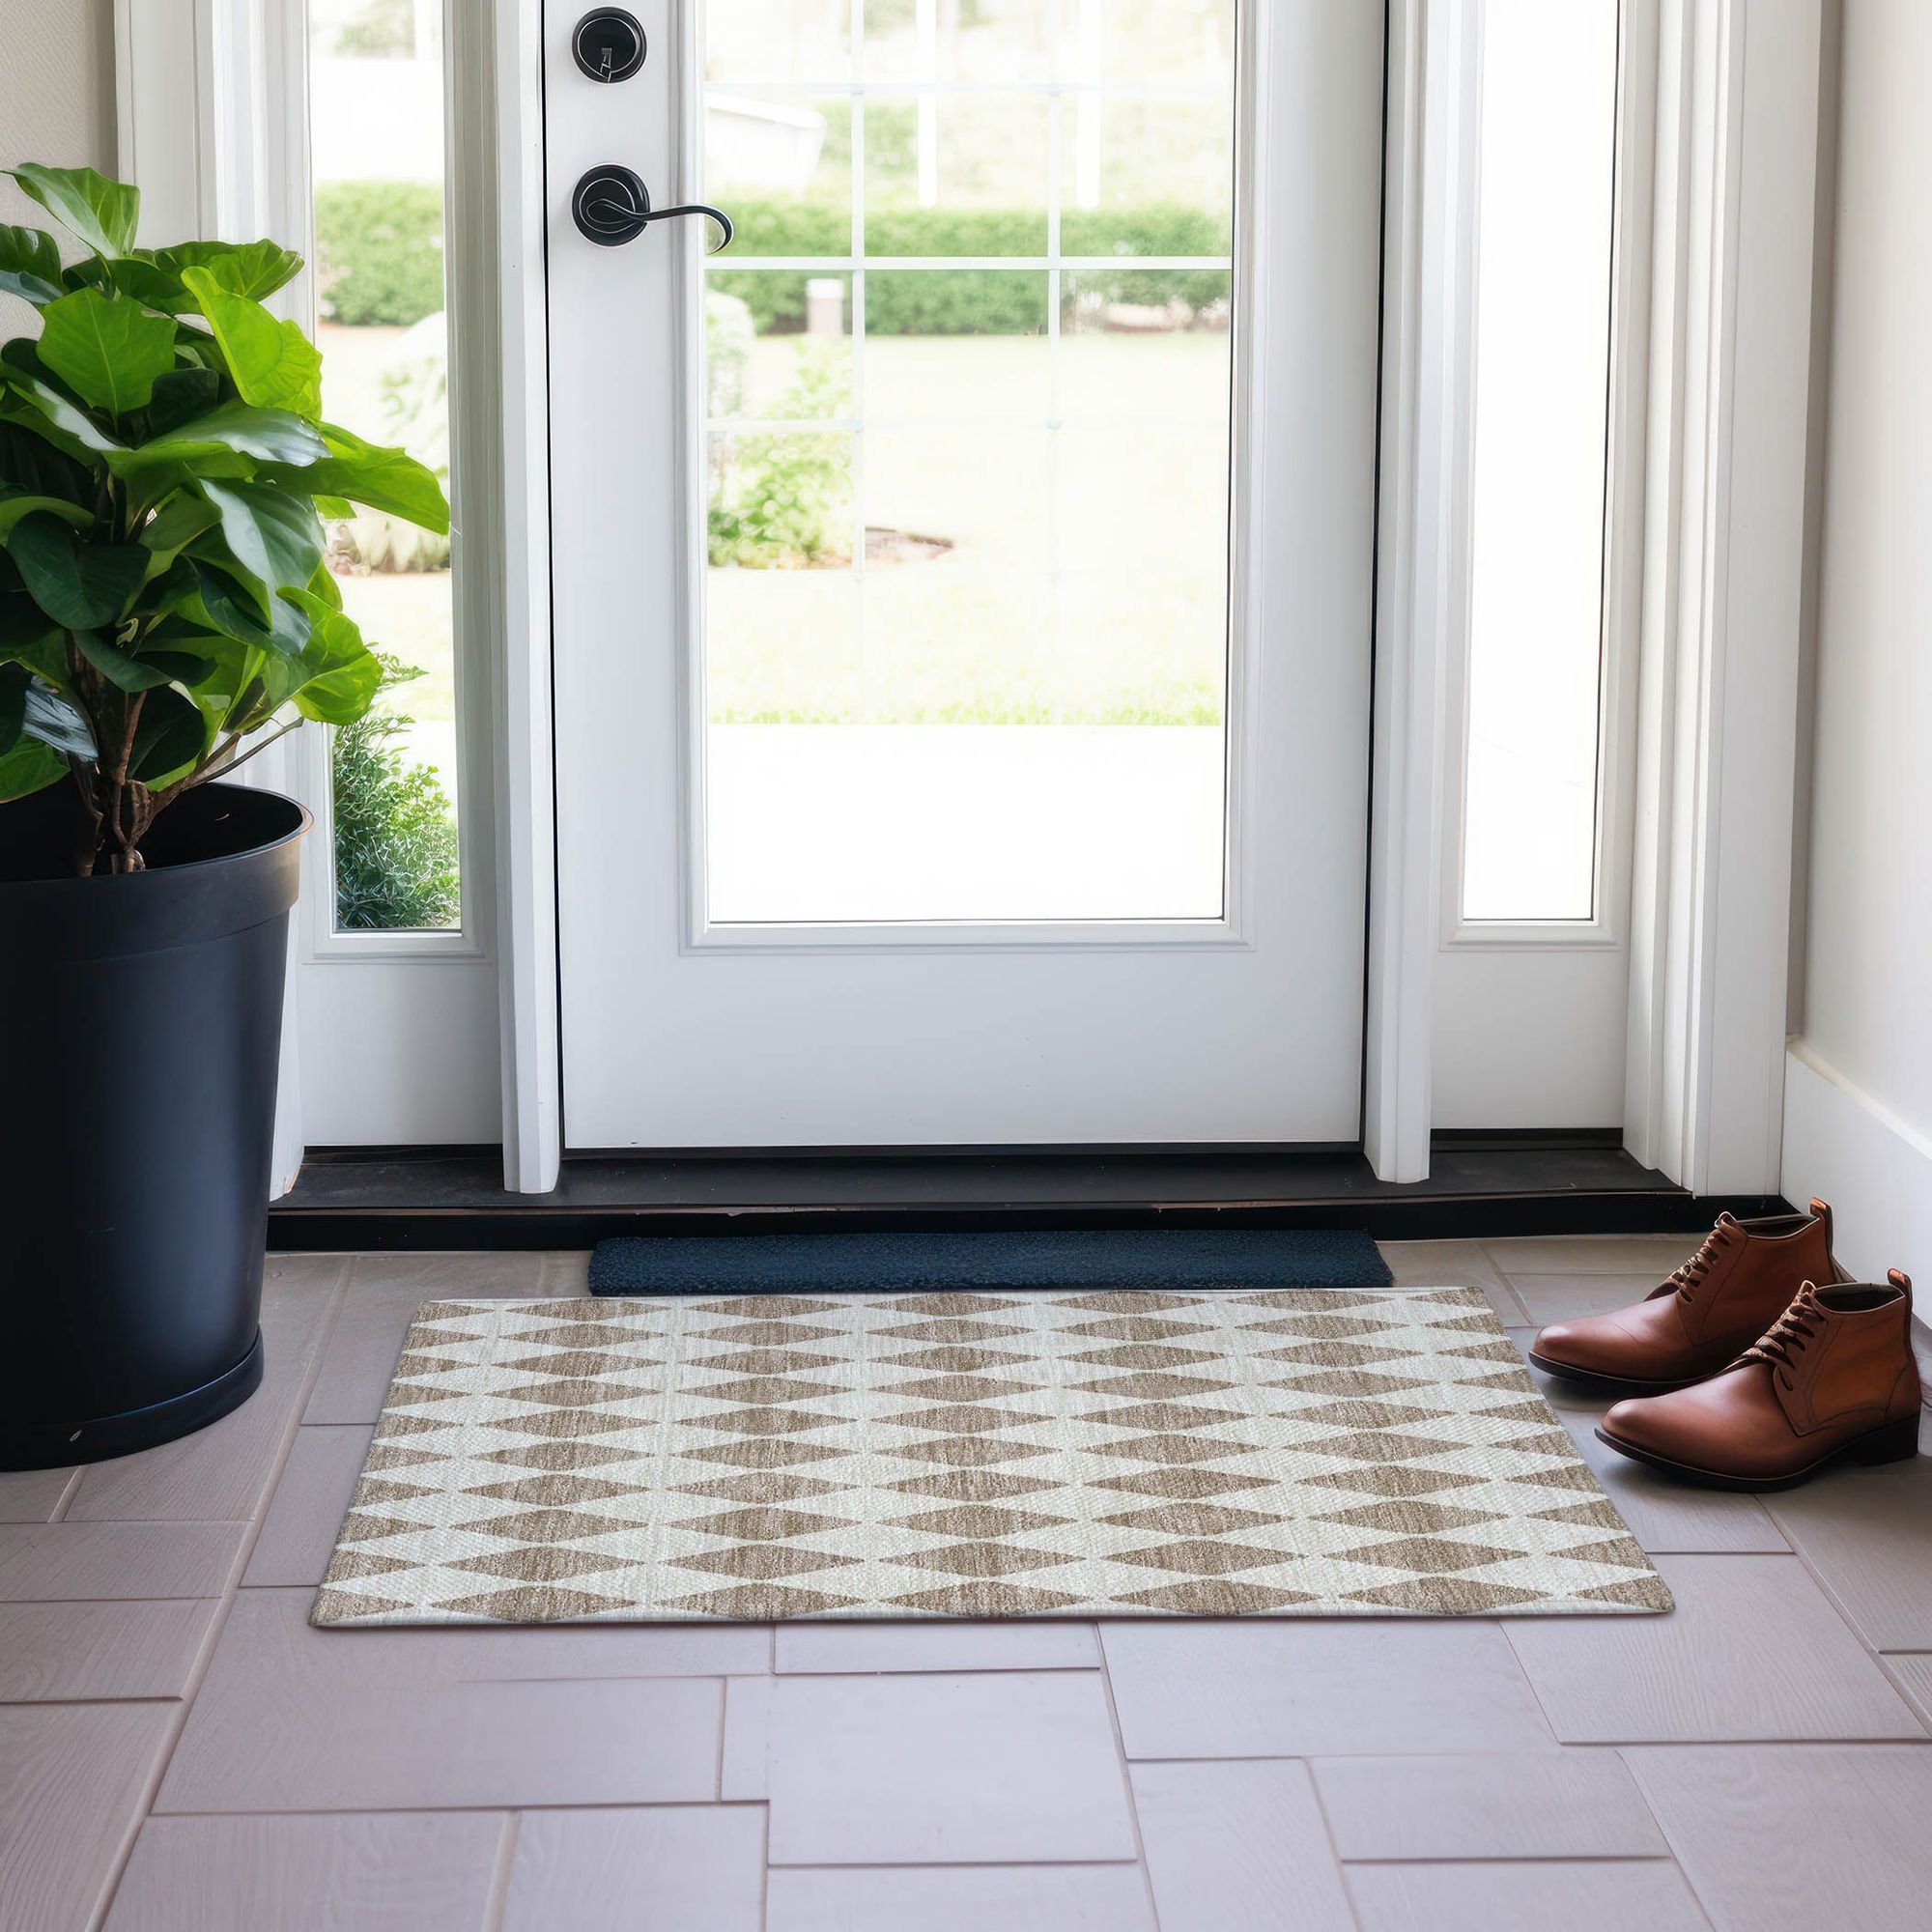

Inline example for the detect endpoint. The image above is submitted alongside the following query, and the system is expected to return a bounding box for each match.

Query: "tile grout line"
[1473,1243,1536,1323]
[1496,1619,1573,1755]
[1873,1656,1932,1731]
[1342,1853,1685,1868]
[0,1694,188,1711]
[1296,1756,1369,1931]
[757,1797,772,1932]
[764,1857,1151,1872]
[1611,1746,1720,1931]
[84,1262,352,1932]
[1093,1626,1164,1929]
[1076,1739,1932,1764]
[138,1797,778,1820]
[1753,1506,1932,1698]
[736,1664,1109,1685]
[480,1811,521,1932]
[0,1593,236,1608]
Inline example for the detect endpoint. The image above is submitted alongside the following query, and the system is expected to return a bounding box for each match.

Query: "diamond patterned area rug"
[313,1289,1673,1627]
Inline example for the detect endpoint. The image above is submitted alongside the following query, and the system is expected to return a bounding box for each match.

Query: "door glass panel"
[707,1,851,84]
[702,0,1237,925]
[706,270,853,419]
[865,271,1050,417]
[1461,0,1619,923]
[309,0,461,932]
[863,0,1051,83]
[864,96,1052,254]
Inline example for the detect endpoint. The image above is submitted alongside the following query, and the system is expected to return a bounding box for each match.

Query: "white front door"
[545,0,1383,1149]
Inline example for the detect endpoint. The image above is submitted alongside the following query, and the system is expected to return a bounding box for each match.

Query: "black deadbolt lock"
[574,8,646,83]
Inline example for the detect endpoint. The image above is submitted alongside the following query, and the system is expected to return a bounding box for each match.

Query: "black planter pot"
[0,782,308,1470]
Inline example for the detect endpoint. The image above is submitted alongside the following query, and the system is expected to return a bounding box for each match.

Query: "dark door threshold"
[269,1136,1785,1250]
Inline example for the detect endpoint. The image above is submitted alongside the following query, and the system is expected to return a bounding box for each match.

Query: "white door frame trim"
[485,0,562,1192]
[1368,0,1826,1191]
[1622,0,1826,1196]
[1365,0,1477,1184]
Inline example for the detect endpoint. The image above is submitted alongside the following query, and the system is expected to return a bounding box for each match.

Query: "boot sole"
[1524,1352,1705,1399]
[1593,1414,1921,1492]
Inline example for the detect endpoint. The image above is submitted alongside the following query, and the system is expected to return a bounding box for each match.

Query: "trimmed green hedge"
[310,182,1225,332]
[331,659,460,930]
[719,201,1229,335]
[315,180,444,327]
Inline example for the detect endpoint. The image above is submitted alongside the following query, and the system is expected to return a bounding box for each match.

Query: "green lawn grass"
[711,331,1233,724]
[317,326,1234,729]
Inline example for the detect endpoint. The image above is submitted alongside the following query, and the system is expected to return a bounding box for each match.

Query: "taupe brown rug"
[313,1289,1672,1626]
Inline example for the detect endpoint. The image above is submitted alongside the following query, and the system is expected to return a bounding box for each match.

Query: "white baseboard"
[1782,1040,1932,1332]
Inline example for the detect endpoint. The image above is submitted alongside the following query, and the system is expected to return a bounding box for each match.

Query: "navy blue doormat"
[587,1228,1392,1295]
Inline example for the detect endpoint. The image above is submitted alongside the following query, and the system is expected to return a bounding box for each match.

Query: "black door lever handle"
[573,164,733,251]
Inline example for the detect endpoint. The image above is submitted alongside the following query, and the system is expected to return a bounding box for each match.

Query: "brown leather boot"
[1526,1202,1837,1397]
[1596,1274,1922,1492]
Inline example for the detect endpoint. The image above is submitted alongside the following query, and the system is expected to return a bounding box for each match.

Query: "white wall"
[1782,0,1932,1288]
[0,0,116,329]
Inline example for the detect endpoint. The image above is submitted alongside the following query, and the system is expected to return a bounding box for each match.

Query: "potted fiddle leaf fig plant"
[0,164,448,1469]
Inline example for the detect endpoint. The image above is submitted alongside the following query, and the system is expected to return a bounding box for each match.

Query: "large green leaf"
[0,418,97,517]
[0,222,63,304]
[101,401,330,503]
[74,630,178,693]
[65,251,187,312]
[304,557,344,610]
[282,592,380,724]
[0,558,65,661]
[0,493,92,541]
[0,734,64,801]
[136,495,220,579]
[178,270,322,418]
[264,422,449,533]
[143,367,223,438]
[129,683,210,783]
[160,626,283,739]
[199,481,326,615]
[140,648,219,689]
[146,401,327,466]
[8,515,146,629]
[185,561,312,656]
[157,240,302,304]
[0,380,122,465]
[66,242,300,317]
[3,628,71,692]
[35,288,179,416]
[102,451,254,508]
[4,165,140,258]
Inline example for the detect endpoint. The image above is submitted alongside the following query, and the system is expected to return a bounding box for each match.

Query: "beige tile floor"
[5,1239,1932,1931]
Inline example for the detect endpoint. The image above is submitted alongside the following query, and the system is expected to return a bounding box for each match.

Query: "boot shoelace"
[1742,1293,1823,1389]
[1665,1222,1735,1303]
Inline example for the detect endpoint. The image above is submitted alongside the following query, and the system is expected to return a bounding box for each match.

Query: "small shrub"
[335,314,451,572]
[315,180,444,327]
[705,291,755,417]
[331,657,461,930]
[707,348,852,568]
[329,0,416,57]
